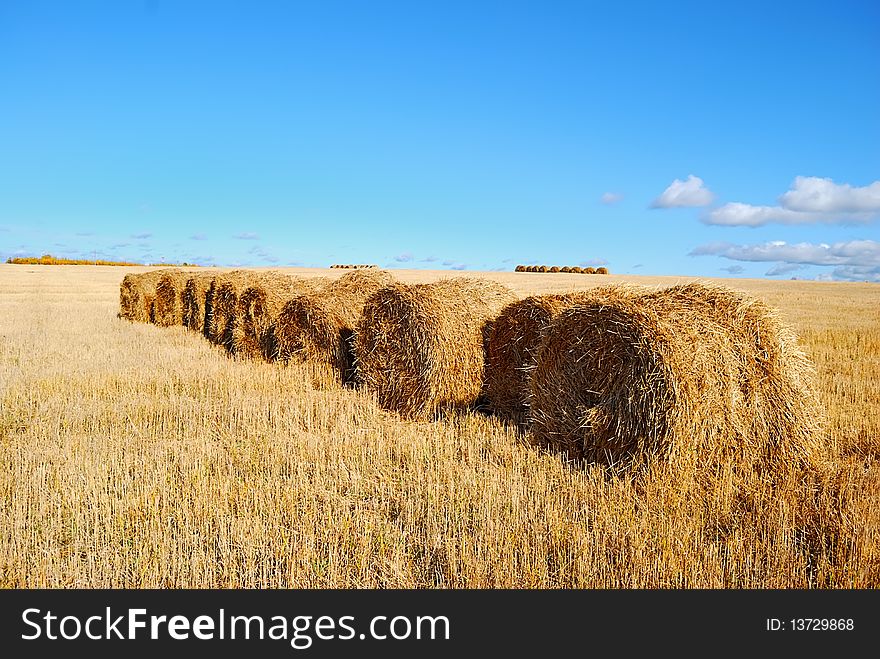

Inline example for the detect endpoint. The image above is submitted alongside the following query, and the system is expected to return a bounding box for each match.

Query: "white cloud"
[703,177,880,227]
[690,239,880,270]
[131,232,152,239]
[579,257,608,267]
[720,265,745,274]
[601,192,623,205]
[780,176,880,213]
[692,239,880,281]
[703,203,814,227]
[651,175,714,208]
[394,252,414,262]
[234,232,259,240]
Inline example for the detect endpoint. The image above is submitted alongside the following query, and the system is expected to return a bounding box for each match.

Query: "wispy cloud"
[75,231,94,237]
[601,192,623,205]
[691,239,880,281]
[189,233,208,241]
[720,265,745,274]
[420,255,439,263]
[579,257,608,267]
[131,232,152,239]
[651,175,714,208]
[234,232,259,240]
[394,252,414,262]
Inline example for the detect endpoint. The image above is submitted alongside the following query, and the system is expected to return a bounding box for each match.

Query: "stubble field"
[1,265,877,587]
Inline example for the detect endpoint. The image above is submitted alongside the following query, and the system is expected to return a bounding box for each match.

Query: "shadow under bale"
[529,282,826,477]
[354,278,516,420]
[275,269,395,385]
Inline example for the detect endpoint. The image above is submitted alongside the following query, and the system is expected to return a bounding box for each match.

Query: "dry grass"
[354,278,516,420]
[1,265,877,588]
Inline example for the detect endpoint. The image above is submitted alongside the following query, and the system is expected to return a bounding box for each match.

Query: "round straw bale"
[596,266,609,274]
[570,266,583,274]
[119,270,167,323]
[515,265,525,272]
[537,266,548,273]
[205,270,279,348]
[583,267,596,274]
[560,266,571,273]
[485,288,640,424]
[354,278,516,420]
[549,266,560,273]
[275,269,396,383]
[230,273,330,359]
[182,273,218,332]
[153,269,190,327]
[529,282,824,473]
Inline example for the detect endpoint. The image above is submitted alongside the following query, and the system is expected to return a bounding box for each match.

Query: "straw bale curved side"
[485,287,639,424]
[182,273,218,332]
[231,274,331,361]
[354,278,516,419]
[275,270,395,383]
[529,283,824,474]
[153,269,190,327]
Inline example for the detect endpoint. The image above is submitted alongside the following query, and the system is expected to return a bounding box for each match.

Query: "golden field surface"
[1,264,877,587]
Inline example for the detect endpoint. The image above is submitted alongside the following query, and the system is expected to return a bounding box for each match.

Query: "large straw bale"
[354,278,516,419]
[529,282,824,474]
[205,270,278,349]
[118,270,167,323]
[485,288,639,424]
[181,273,218,332]
[275,269,395,383]
[231,274,331,361]
[153,269,190,327]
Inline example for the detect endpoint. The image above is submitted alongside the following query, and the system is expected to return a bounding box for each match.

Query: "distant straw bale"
[485,288,639,424]
[153,269,190,327]
[596,266,609,274]
[182,273,218,333]
[354,278,516,420]
[118,270,167,323]
[275,269,395,383]
[515,265,525,272]
[560,266,572,273]
[529,282,825,475]
[537,266,548,273]
[570,267,584,274]
[230,273,330,359]
[583,267,596,274]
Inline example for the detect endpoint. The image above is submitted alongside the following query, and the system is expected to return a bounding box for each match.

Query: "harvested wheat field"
[275,269,395,385]
[0,264,877,588]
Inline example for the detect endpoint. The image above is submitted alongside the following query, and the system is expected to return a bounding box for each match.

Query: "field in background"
[1,264,877,587]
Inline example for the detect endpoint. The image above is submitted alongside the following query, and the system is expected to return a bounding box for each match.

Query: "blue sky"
[1,0,878,280]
